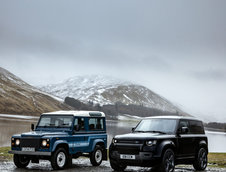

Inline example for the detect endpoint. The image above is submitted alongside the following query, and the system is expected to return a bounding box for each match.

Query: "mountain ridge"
[40,75,186,115]
[0,67,71,116]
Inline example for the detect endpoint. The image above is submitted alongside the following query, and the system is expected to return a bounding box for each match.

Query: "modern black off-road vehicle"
[109,116,208,172]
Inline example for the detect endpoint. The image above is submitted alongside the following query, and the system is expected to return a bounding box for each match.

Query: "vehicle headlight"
[41,139,50,147]
[15,139,20,146]
[112,138,117,144]
[42,140,47,147]
[146,140,157,146]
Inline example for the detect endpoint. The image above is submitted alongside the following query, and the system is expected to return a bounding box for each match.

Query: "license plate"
[120,154,135,160]
[22,147,35,152]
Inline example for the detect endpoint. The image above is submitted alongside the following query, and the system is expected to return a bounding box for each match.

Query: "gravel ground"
[0,159,225,172]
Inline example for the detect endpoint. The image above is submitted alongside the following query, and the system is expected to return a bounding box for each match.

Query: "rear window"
[88,118,104,131]
[189,120,205,134]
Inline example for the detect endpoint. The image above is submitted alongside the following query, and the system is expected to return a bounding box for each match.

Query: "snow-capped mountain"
[40,75,183,114]
[0,67,70,116]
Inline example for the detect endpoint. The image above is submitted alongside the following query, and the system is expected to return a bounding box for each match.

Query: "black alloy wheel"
[160,148,175,172]
[193,147,208,171]
[110,159,127,171]
[13,154,30,168]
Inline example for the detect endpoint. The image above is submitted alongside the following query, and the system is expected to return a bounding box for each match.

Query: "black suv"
[109,116,208,172]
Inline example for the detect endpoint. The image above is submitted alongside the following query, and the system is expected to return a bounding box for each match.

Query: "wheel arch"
[197,140,208,154]
[156,140,176,158]
[52,140,69,153]
[92,139,106,150]
[92,139,107,161]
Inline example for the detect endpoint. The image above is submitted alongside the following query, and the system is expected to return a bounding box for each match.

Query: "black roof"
[145,115,202,122]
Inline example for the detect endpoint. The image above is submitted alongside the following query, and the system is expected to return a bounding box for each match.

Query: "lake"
[0,115,226,152]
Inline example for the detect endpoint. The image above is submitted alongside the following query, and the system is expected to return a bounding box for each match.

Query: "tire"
[13,154,30,168]
[193,148,208,171]
[90,145,103,166]
[109,159,127,171]
[158,148,175,172]
[51,148,68,170]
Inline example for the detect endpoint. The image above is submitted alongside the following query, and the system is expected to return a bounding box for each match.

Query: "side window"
[179,120,189,128]
[39,117,51,126]
[74,118,85,131]
[178,120,190,134]
[189,120,204,134]
[88,118,104,131]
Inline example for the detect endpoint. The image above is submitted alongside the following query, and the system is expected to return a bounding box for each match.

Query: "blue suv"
[9,111,107,170]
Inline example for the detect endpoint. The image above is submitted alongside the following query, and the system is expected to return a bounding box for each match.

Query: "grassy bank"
[0,147,225,168]
[0,147,12,161]
[208,153,226,167]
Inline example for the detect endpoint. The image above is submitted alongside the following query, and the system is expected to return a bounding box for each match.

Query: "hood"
[114,132,175,140]
[20,131,69,138]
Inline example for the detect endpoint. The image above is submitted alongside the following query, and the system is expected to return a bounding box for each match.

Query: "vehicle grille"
[20,138,41,149]
[116,145,141,155]
[118,140,142,144]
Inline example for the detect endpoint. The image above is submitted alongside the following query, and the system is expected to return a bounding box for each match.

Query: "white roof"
[42,110,105,117]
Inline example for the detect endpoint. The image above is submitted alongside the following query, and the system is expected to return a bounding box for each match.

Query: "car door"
[177,120,195,158]
[71,117,89,153]
[188,120,205,156]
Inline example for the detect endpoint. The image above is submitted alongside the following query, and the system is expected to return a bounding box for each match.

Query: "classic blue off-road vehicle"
[9,111,107,170]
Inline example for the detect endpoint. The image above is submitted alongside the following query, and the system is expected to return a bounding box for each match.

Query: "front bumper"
[110,150,160,167]
[8,150,51,156]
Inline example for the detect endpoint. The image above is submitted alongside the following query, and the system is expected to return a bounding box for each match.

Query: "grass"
[208,153,226,168]
[0,147,225,168]
[0,147,13,161]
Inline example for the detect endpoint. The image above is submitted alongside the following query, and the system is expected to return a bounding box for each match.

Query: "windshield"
[37,115,73,128]
[134,118,177,134]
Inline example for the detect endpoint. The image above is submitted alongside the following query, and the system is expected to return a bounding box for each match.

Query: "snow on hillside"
[40,75,182,113]
[40,75,130,102]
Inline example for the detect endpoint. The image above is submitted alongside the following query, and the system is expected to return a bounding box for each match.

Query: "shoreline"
[0,113,226,133]
[0,147,226,168]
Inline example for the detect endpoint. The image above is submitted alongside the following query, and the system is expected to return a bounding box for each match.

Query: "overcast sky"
[0,0,226,122]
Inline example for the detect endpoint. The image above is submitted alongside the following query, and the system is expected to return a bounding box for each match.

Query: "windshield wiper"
[57,124,70,128]
[134,130,146,133]
[134,130,166,134]
[38,123,56,128]
[148,130,167,134]
[41,125,50,128]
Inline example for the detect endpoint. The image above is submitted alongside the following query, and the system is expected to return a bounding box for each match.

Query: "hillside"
[0,67,71,116]
[40,75,185,114]
[64,97,183,120]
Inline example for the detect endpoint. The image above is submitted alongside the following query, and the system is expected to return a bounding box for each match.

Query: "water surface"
[0,115,225,152]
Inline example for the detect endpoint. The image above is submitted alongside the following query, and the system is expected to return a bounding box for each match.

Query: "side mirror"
[31,124,34,131]
[178,127,189,134]
[182,127,189,133]
[132,128,135,132]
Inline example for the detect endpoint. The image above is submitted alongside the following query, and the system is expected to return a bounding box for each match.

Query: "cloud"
[192,69,226,81]
[0,0,226,121]
[0,27,77,56]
